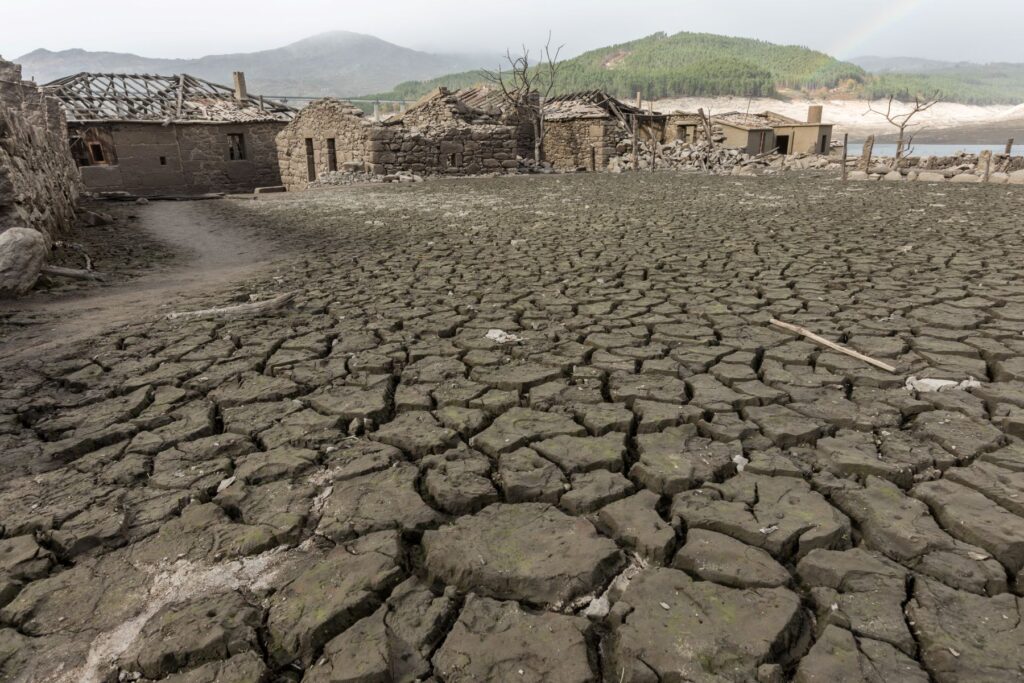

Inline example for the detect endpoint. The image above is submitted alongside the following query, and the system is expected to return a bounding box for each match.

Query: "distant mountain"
[852,56,1024,104]
[373,35,1024,106]
[851,56,964,74]
[15,31,489,97]
[371,31,868,101]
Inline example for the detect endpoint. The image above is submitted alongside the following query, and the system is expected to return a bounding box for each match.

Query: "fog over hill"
[15,31,490,97]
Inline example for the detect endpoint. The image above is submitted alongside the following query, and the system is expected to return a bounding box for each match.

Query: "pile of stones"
[608,138,839,176]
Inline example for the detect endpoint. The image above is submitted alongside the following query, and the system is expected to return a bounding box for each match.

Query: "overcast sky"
[5,0,1023,63]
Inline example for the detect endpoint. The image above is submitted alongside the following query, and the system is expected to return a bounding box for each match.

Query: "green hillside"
[368,31,866,101]
[859,64,1024,105]
[367,31,1024,106]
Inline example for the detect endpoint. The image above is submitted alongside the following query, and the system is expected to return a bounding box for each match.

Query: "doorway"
[775,135,790,154]
[305,138,316,182]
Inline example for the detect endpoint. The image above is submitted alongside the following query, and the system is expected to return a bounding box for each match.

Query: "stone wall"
[277,99,375,190]
[0,58,79,245]
[77,121,284,196]
[544,119,623,171]
[277,98,530,190]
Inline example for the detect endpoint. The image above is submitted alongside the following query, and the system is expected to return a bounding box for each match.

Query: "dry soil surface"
[0,200,281,359]
[2,173,1024,683]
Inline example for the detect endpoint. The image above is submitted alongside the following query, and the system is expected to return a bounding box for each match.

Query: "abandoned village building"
[45,72,294,196]
[712,107,833,156]
[277,87,533,190]
[543,91,666,171]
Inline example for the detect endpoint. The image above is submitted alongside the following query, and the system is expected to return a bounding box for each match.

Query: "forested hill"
[368,31,1024,105]
[369,31,867,101]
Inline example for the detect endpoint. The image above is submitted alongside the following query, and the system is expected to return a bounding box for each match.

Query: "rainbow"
[830,0,930,59]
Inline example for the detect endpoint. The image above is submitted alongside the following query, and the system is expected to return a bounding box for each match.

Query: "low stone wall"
[368,123,520,176]
[0,58,79,245]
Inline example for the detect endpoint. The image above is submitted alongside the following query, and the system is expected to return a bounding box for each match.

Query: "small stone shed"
[276,87,533,190]
[663,112,702,144]
[543,91,666,171]
[45,72,294,196]
[763,107,833,155]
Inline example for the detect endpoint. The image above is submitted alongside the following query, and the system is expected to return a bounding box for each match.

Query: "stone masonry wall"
[368,123,520,177]
[78,121,284,196]
[544,119,623,171]
[277,98,527,190]
[0,58,79,244]
[277,100,377,190]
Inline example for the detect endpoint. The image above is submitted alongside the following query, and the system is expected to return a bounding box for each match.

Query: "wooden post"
[982,150,992,182]
[841,133,849,181]
[1007,138,1015,155]
[635,91,642,109]
[860,135,875,172]
[649,101,656,173]
[626,116,634,172]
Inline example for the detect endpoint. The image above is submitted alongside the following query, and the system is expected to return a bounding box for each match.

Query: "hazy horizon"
[5,0,1024,65]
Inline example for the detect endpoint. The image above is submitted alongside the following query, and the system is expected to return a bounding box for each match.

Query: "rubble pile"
[607,138,839,176]
[309,169,426,187]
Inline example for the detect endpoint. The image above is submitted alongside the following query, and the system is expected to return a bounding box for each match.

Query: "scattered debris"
[165,291,297,321]
[485,329,523,344]
[769,318,897,373]
[905,376,982,393]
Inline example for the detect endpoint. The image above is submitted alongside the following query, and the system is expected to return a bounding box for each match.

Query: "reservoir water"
[848,143,1014,157]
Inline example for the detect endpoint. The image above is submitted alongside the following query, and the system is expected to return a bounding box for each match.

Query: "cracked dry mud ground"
[2,173,1024,683]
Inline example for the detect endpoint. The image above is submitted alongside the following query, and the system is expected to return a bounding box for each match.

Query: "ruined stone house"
[276,87,533,190]
[0,58,79,243]
[44,72,294,196]
[712,107,833,156]
[710,113,777,156]
[762,107,833,155]
[663,113,702,144]
[543,91,666,171]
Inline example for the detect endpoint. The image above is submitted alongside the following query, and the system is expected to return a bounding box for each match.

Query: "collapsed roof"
[712,112,776,130]
[43,73,295,124]
[544,91,664,122]
[400,86,520,126]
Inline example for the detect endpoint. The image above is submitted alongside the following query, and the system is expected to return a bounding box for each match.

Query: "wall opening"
[447,153,457,168]
[159,156,167,166]
[228,133,247,160]
[775,134,790,155]
[820,135,829,154]
[327,138,337,172]
[305,138,316,181]
[70,127,117,167]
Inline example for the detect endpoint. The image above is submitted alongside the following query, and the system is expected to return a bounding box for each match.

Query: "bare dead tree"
[696,107,716,173]
[482,33,563,163]
[866,93,940,169]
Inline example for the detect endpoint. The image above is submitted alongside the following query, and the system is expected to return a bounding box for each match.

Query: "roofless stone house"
[45,72,294,196]
[276,87,533,190]
[542,91,666,171]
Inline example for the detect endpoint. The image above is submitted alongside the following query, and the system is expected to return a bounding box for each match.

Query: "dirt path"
[0,200,277,359]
